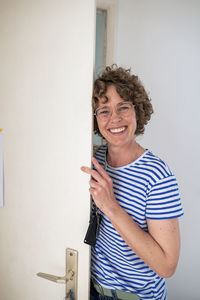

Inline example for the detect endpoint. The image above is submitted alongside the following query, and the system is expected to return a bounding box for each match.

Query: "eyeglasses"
[94,101,134,121]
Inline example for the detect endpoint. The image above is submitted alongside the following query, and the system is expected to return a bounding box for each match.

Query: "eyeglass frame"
[94,101,135,121]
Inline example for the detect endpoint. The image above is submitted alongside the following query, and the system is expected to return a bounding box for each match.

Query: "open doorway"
[95,8,107,78]
[93,0,117,146]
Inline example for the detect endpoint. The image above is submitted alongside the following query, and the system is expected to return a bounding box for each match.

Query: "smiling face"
[96,85,137,148]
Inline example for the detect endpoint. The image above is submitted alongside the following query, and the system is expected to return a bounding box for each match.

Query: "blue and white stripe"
[91,145,183,300]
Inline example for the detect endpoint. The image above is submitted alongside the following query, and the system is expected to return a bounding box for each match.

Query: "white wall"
[116,0,200,299]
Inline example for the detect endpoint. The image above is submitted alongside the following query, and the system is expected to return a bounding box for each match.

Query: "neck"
[107,140,146,168]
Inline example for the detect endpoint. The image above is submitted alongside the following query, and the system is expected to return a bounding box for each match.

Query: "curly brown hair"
[93,65,153,136]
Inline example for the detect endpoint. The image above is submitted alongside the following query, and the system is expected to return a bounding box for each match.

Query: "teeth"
[110,127,125,133]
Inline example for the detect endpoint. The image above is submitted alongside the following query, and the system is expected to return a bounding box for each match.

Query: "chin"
[107,139,132,148]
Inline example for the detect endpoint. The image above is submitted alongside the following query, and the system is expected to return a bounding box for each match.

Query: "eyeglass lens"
[95,102,133,120]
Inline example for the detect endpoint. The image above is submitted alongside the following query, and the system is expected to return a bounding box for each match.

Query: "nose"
[110,109,122,123]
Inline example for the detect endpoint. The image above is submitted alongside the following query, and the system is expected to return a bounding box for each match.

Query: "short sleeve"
[146,175,184,220]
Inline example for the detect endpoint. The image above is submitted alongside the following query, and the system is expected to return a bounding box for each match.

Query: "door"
[0,0,95,299]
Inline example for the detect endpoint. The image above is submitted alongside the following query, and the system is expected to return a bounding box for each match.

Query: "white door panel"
[0,1,95,299]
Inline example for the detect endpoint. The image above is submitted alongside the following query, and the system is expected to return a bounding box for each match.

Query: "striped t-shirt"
[91,145,183,300]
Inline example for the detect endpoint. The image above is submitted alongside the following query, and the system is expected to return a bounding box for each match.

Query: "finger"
[89,179,99,189]
[92,157,111,181]
[89,187,97,199]
[80,166,91,174]
[81,166,103,183]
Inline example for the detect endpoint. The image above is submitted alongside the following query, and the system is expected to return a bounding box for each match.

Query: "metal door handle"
[37,248,78,299]
[37,269,74,284]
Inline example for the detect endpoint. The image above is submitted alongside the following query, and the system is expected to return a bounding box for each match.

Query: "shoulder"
[137,150,174,182]
[132,150,179,192]
[144,152,183,219]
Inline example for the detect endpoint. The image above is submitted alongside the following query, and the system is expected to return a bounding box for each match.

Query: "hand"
[81,157,119,215]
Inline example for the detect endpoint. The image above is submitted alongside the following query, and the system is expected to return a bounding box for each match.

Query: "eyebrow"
[97,105,109,110]
[97,101,128,109]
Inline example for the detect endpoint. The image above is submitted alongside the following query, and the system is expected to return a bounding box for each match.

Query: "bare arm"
[81,157,181,278]
[107,205,180,278]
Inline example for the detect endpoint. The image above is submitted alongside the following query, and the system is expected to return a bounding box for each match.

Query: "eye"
[98,108,110,116]
[118,104,131,112]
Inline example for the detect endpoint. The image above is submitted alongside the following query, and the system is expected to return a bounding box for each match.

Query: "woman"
[81,65,183,300]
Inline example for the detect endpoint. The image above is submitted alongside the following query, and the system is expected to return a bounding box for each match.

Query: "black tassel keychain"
[84,145,103,246]
[84,199,102,246]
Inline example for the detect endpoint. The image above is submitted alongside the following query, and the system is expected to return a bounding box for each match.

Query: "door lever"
[37,269,74,284]
[37,248,78,299]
